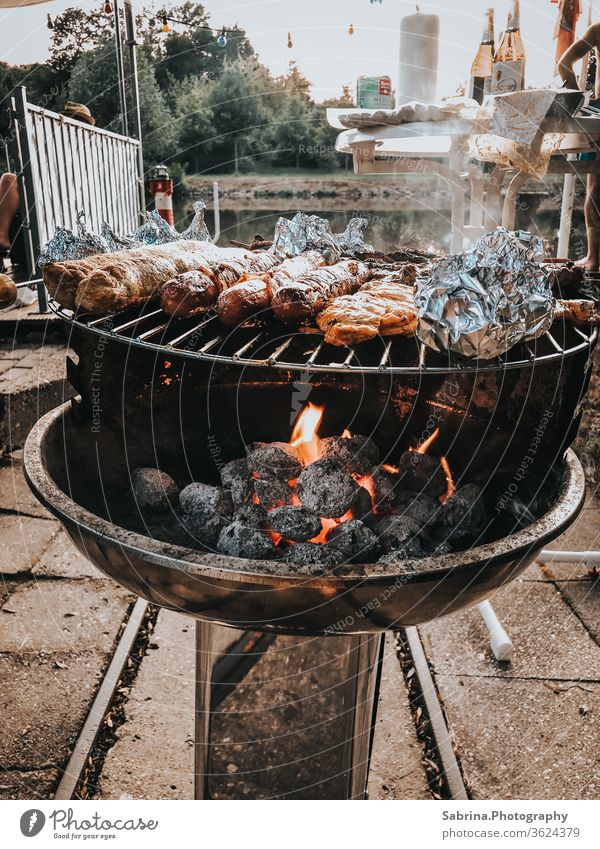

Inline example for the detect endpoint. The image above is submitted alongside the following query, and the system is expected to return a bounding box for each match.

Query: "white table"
[327,108,600,256]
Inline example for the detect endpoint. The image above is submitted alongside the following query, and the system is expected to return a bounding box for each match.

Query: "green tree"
[68,41,176,169]
[198,60,275,172]
[49,6,113,79]
[170,75,214,173]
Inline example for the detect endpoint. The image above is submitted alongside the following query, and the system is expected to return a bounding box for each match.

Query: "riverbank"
[185,173,451,210]
[184,172,580,213]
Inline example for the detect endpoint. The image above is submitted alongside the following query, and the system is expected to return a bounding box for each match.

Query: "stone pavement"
[0,339,66,453]
[419,494,600,800]
[0,451,134,800]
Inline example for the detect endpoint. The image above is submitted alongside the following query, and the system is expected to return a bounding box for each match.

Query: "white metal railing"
[11,86,144,309]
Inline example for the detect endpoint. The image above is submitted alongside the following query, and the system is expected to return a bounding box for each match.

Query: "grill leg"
[194,620,384,800]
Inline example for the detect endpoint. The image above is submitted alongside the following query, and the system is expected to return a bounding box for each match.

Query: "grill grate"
[53,299,597,375]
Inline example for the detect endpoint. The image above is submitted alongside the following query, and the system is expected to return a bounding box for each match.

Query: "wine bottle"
[491,0,526,94]
[469,8,495,103]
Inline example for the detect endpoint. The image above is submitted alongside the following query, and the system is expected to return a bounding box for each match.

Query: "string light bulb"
[103,1,113,13]
[162,16,170,33]
[348,23,354,35]
[287,31,293,49]
[217,29,227,47]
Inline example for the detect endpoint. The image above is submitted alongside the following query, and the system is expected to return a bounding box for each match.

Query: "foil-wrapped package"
[416,228,555,359]
[180,200,212,242]
[133,210,182,245]
[101,222,139,253]
[334,217,374,254]
[39,211,110,265]
[272,212,341,261]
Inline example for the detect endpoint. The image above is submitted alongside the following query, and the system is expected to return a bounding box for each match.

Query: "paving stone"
[0,768,60,800]
[538,497,600,580]
[0,343,66,453]
[98,609,195,800]
[420,580,600,681]
[0,514,57,575]
[0,651,105,770]
[0,580,132,653]
[0,456,51,518]
[32,527,101,580]
[555,579,600,645]
[368,633,429,800]
[434,676,600,799]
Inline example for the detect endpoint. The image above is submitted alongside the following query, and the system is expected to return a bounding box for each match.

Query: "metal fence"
[11,86,144,307]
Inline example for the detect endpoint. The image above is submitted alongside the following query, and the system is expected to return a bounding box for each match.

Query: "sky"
[0,0,594,102]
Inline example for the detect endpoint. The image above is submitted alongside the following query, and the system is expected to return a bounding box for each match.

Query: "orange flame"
[381,463,399,475]
[342,428,352,439]
[439,456,455,504]
[309,510,353,544]
[355,474,377,514]
[417,427,440,454]
[290,403,324,465]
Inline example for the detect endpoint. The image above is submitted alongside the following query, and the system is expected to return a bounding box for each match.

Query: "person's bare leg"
[0,173,19,251]
[576,173,600,272]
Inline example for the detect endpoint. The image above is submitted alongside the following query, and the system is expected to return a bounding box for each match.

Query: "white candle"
[398,5,440,106]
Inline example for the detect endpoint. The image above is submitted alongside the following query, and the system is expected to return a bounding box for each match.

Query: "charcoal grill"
[24,295,593,799]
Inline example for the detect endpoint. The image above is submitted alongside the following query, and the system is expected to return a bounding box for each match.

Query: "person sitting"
[0,172,20,260]
[559,23,600,271]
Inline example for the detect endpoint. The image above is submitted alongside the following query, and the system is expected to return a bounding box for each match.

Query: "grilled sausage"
[271,260,371,324]
[216,251,325,327]
[159,268,219,317]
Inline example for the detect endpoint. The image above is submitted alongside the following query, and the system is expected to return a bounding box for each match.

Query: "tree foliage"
[6,3,349,175]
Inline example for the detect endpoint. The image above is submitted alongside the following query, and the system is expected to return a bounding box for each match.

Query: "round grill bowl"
[25,404,585,635]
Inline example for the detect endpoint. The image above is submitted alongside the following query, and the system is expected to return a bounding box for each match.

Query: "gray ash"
[217,522,277,560]
[253,476,295,510]
[326,520,380,562]
[132,468,179,514]
[396,451,447,497]
[297,458,359,518]
[220,459,254,509]
[230,476,255,510]
[377,514,423,556]
[377,552,431,572]
[220,458,249,487]
[319,435,379,476]
[282,542,345,574]
[234,503,268,528]
[267,506,322,542]
[247,442,303,479]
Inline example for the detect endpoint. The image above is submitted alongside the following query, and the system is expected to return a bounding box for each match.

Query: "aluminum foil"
[180,200,212,242]
[415,228,555,359]
[272,212,341,261]
[334,217,374,254]
[39,201,215,266]
[39,211,111,265]
[133,210,182,245]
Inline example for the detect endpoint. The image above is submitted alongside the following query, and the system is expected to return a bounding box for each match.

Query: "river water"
[173,201,584,256]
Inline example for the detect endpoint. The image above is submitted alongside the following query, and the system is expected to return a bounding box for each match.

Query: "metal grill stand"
[194,621,384,800]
